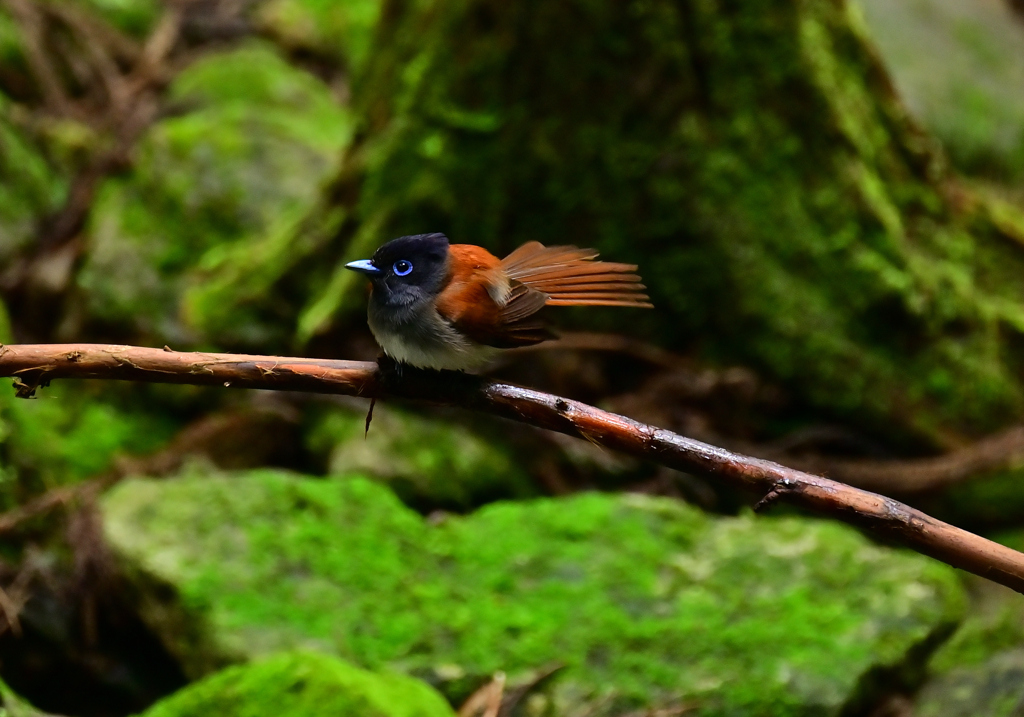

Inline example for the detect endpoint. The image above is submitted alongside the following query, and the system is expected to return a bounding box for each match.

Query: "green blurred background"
[2,0,1024,715]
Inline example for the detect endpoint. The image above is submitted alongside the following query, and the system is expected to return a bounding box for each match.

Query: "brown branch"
[2,0,76,117]
[783,426,1024,495]
[42,3,142,65]
[35,4,183,251]
[0,482,92,535]
[2,343,1024,594]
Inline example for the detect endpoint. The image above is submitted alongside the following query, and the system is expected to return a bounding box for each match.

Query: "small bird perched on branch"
[345,233,652,371]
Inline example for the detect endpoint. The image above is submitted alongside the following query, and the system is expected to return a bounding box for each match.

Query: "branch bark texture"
[3,343,1024,593]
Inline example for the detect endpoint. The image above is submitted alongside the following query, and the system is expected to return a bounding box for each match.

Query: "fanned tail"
[501,241,653,308]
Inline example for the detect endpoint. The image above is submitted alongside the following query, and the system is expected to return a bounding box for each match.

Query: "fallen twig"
[2,343,1024,593]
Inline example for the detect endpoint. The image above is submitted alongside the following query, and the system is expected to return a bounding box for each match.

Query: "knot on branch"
[754,479,799,513]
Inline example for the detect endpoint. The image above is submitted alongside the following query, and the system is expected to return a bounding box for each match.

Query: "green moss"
[0,300,11,344]
[77,40,350,347]
[856,0,1024,182]
[307,405,536,510]
[139,651,454,717]
[928,593,1024,675]
[0,10,24,74]
[0,383,177,510]
[256,0,383,73]
[200,0,1024,446]
[78,0,161,38]
[917,649,1024,717]
[927,531,1024,675]
[0,93,67,262]
[103,471,965,715]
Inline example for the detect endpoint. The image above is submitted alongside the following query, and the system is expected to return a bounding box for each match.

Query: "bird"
[345,232,652,371]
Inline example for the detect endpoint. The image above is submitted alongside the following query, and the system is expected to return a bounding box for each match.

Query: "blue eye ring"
[393,260,413,276]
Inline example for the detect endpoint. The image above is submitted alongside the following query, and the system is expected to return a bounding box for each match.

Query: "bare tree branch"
[1,342,1024,593]
[784,426,1024,495]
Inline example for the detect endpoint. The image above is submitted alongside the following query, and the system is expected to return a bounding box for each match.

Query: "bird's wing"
[435,244,555,348]
[500,241,653,308]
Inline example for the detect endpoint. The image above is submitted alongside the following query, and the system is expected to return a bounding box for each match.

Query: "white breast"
[368,306,496,371]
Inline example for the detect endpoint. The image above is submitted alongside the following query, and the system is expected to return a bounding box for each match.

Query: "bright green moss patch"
[103,471,965,716]
[139,651,455,717]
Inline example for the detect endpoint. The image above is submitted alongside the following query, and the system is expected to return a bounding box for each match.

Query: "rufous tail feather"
[501,241,652,308]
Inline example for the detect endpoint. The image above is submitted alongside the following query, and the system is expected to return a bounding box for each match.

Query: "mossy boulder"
[914,530,1024,717]
[78,39,350,347]
[138,651,454,717]
[102,470,965,716]
[916,649,1024,717]
[306,405,537,510]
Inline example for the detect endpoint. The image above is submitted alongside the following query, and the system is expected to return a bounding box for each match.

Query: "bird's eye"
[393,260,413,276]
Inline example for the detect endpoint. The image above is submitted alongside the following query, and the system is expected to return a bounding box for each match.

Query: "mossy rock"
[78,39,350,347]
[913,530,1024,716]
[102,470,965,716]
[927,580,1024,677]
[138,651,454,717]
[916,649,1024,717]
[306,404,537,510]
[921,530,1024,669]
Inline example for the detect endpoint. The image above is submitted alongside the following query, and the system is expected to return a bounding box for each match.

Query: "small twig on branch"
[1,343,1024,593]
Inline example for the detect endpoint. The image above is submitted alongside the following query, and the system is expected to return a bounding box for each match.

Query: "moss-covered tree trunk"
[198,0,1024,448]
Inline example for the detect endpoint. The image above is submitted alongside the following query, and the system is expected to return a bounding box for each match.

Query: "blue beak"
[345,259,384,277]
